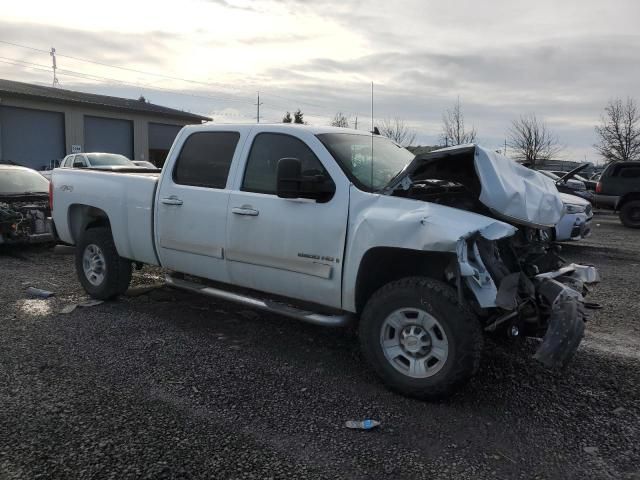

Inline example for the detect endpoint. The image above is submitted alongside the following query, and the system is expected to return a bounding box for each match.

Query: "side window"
[619,167,640,179]
[73,156,87,168]
[62,156,73,167]
[173,131,240,188]
[242,133,329,194]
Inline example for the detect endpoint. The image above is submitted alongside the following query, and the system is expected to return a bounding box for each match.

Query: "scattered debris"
[59,299,104,314]
[583,446,599,455]
[79,299,103,308]
[60,304,78,314]
[192,386,200,393]
[26,287,54,298]
[612,407,627,416]
[345,419,380,430]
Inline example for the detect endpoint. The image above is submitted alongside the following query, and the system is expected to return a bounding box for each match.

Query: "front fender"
[342,188,517,311]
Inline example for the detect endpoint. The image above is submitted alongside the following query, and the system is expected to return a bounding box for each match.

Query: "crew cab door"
[155,127,246,282]
[226,130,349,308]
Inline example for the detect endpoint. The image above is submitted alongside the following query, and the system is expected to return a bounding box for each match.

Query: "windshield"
[317,133,414,191]
[0,168,49,195]
[87,153,133,167]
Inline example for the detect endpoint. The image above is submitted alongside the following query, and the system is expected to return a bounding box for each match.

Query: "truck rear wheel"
[359,277,482,400]
[75,227,132,300]
[619,200,640,228]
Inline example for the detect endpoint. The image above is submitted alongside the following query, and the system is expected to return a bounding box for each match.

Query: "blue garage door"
[149,123,182,150]
[84,116,133,158]
[148,123,182,166]
[0,106,65,170]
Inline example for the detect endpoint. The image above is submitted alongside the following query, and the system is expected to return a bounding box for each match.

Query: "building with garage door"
[0,78,210,170]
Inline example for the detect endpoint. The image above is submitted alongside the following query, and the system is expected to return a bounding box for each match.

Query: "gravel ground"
[0,213,638,479]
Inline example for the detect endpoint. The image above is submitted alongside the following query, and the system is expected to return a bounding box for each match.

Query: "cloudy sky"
[2,0,640,162]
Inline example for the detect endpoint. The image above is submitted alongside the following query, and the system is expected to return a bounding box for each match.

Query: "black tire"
[75,227,132,300]
[359,277,483,400]
[619,200,640,228]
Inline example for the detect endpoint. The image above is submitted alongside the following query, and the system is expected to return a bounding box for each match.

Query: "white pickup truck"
[51,124,599,399]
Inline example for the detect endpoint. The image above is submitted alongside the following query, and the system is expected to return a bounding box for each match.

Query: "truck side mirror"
[276,157,336,202]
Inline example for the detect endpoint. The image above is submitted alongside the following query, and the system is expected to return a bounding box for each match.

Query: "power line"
[0,39,375,120]
[0,56,257,107]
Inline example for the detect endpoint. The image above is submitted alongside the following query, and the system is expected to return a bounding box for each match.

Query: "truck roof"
[189,123,369,136]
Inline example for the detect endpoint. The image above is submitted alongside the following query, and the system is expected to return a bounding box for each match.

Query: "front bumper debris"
[533,264,599,368]
[534,279,585,368]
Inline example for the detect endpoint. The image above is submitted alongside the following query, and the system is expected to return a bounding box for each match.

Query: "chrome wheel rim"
[380,308,449,378]
[82,244,106,286]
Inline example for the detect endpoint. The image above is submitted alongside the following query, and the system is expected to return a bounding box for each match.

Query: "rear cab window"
[173,131,241,188]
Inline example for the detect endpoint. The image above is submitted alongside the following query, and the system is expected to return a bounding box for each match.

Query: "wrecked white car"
[0,164,54,245]
[51,125,598,399]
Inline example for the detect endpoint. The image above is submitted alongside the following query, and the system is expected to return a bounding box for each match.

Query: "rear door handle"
[161,196,183,206]
[231,206,259,216]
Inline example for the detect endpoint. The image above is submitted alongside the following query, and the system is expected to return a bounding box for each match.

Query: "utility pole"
[255,92,263,123]
[50,47,59,87]
[504,138,507,157]
[354,115,358,130]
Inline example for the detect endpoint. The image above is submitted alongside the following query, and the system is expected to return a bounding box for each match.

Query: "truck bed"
[51,168,161,265]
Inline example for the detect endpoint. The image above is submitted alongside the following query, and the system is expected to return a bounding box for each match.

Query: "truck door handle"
[161,196,183,206]
[231,206,259,216]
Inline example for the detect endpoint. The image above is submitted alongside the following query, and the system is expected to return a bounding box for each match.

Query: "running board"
[165,275,353,328]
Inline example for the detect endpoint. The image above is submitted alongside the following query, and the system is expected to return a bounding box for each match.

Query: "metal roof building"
[0,79,210,170]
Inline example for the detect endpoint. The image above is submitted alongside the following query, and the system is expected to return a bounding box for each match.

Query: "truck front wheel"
[75,227,132,300]
[359,277,482,400]
[619,200,640,228]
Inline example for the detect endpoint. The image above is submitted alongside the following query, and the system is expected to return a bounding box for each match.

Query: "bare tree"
[330,112,349,128]
[508,114,562,168]
[378,117,417,147]
[595,97,640,163]
[441,98,476,146]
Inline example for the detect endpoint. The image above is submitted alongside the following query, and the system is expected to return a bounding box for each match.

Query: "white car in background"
[132,160,158,169]
[555,192,593,241]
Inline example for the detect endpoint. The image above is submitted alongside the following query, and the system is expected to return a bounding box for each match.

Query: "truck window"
[242,133,330,194]
[173,131,240,188]
[619,167,640,178]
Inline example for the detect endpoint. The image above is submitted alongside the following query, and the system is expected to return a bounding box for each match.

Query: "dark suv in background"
[596,162,640,228]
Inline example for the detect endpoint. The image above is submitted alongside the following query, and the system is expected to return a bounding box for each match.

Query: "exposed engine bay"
[0,198,53,245]
[387,145,599,368]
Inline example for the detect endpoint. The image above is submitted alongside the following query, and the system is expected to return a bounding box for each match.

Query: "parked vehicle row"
[51,125,599,399]
[40,153,158,179]
[595,161,640,228]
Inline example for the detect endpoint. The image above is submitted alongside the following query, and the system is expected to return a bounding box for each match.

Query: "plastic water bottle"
[345,419,380,430]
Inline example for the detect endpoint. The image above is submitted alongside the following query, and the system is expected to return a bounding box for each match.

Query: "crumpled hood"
[473,147,564,227]
[388,144,564,228]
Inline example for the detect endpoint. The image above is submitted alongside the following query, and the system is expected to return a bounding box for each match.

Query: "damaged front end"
[454,226,599,368]
[0,197,54,245]
[388,144,600,369]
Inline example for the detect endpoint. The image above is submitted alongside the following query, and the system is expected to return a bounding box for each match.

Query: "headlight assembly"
[565,203,587,214]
